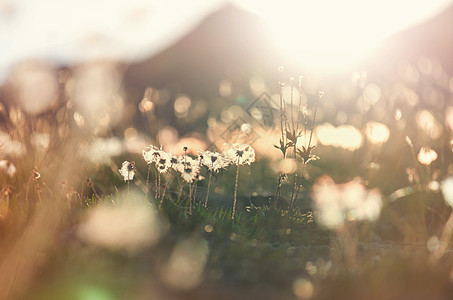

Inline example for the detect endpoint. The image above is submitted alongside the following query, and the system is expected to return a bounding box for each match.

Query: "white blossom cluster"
[118,143,256,183]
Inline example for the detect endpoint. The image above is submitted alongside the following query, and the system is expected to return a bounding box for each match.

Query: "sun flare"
[232,0,450,71]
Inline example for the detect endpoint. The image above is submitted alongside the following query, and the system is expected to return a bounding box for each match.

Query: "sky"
[0,0,451,82]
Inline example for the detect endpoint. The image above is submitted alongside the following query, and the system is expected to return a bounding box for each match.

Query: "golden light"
[365,121,390,145]
[417,146,438,166]
[232,0,450,71]
[315,123,363,151]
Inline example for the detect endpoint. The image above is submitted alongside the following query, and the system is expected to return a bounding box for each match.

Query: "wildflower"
[176,156,200,183]
[156,153,171,174]
[0,160,16,177]
[198,151,228,209]
[223,143,255,165]
[119,161,135,182]
[223,144,256,220]
[417,146,438,166]
[142,145,164,164]
[198,150,229,172]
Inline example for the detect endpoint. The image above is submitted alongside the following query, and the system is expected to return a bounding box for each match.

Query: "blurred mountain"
[124,4,282,101]
[124,3,453,102]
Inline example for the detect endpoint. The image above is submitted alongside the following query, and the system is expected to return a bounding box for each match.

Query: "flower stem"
[159,169,172,210]
[127,171,130,198]
[155,170,160,202]
[205,171,212,208]
[189,183,193,215]
[232,157,240,220]
[290,145,298,208]
[145,164,151,200]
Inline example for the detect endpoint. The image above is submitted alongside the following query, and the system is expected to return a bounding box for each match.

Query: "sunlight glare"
[232,0,451,71]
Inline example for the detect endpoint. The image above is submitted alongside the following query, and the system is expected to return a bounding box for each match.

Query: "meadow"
[1,61,453,300]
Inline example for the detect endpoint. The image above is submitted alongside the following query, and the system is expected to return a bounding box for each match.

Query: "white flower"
[156,152,172,174]
[417,146,438,166]
[119,161,135,181]
[142,145,164,164]
[223,143,255,165]
[198,150,229,172]
[176,156,200,183]
[0,160,16,177]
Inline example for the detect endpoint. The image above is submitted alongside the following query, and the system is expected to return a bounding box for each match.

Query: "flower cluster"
[139,144,255,183]
[119,143,255,186]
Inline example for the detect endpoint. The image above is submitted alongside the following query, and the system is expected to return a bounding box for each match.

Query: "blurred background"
[3,1,453,299]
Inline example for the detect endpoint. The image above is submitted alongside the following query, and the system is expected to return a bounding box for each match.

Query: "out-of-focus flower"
[417,146,438,166]
[0,131,25,156]
[198,150,229,172]
[312,176,382,229]
[441,177,453,208]
[223,143,255,165]
[77,198,162,253]
[405,168,418,184]
[31,133,50,152]
[119,161,135,181]
[161,237,209,290]
[0,160,16,177]
[86,137,123,164]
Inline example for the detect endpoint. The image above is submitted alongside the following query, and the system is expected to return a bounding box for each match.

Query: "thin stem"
[273,175,282,208]
[290,144,298,208]
[145,164,151,200]
[157,172,161,200]
[154,167,159,200]
[279,68,285,147]
[205,171,213,208]
[189,183,193,215]
[176,182,184,204]
[232,157,240,220]
[127,170,131,198]
[159,169,172,210]
[275,68,286,207]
